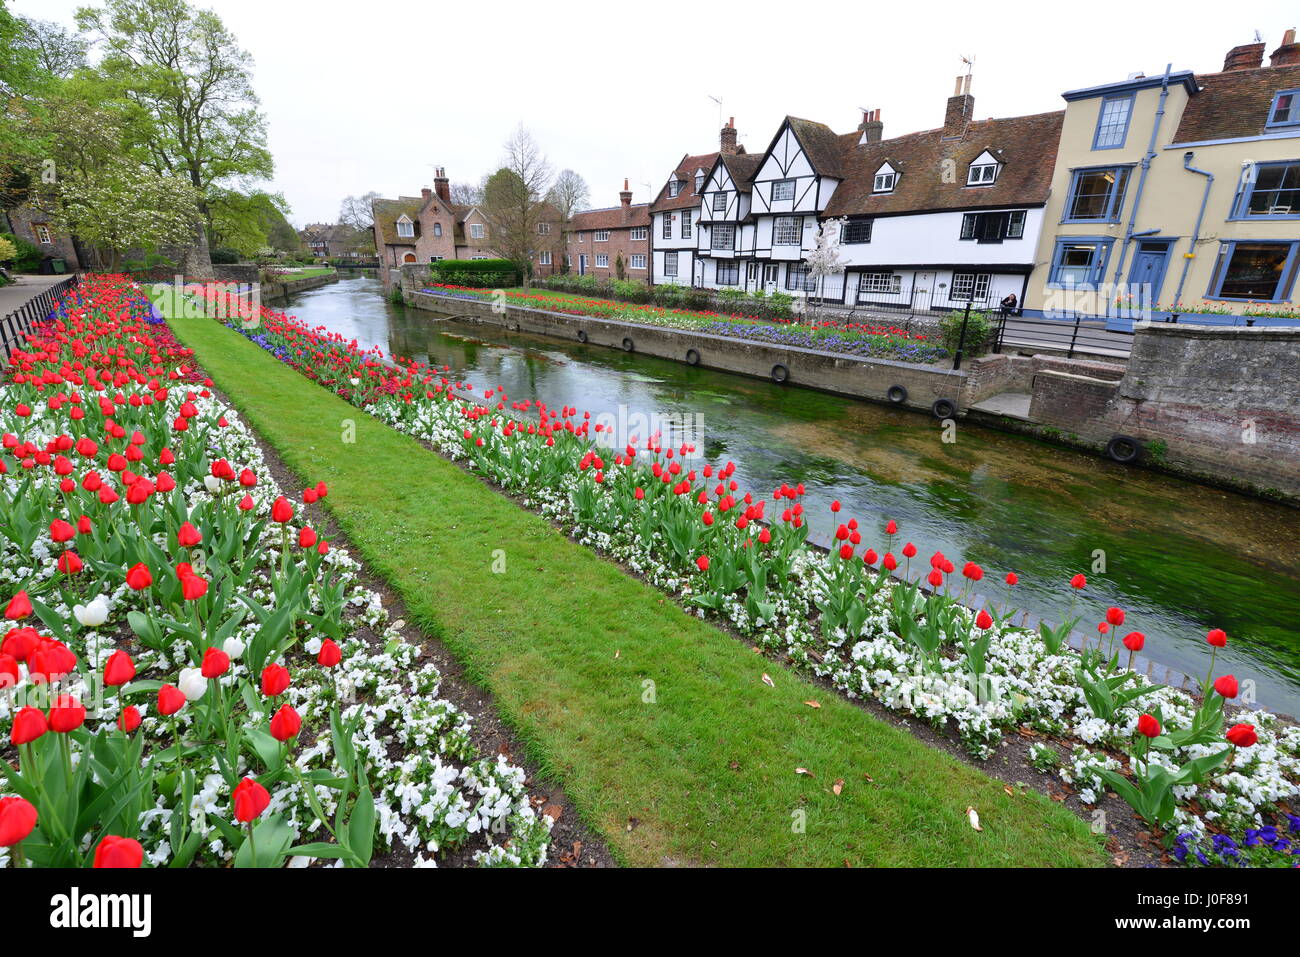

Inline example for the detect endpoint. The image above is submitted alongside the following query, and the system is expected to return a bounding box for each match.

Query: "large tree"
[481,126,553,288]
[15,16,89,78]
[546,168,589,223]
[75,0,273,227]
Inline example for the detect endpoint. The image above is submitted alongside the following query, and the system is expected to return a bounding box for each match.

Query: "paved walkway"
[0,274,68,317]
[968,391,1033,419]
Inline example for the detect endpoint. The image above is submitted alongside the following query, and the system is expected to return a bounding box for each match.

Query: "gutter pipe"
[1172,151,1215,307]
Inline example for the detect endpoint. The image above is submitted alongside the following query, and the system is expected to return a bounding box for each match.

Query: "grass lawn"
[272,266,335,280]
[159,300,1105,868]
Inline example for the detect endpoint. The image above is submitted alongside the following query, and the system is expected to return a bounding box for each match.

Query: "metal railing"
[991,312,1134,361]
[0,274,81,361]
[844,285,1002,317]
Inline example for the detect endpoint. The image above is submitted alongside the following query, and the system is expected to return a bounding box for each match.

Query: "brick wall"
[566,227,649,280]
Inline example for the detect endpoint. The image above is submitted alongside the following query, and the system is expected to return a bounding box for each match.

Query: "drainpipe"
[1172,151,1214,307]
[1111,65,1174,288]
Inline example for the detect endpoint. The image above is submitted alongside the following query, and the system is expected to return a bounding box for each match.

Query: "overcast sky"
[16,0,1300,226]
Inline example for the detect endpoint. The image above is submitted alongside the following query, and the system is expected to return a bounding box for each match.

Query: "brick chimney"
[620,178,632,208]
[421,187,432,201]
[943,75,974,139]
[858,108,883,143]
[1271,28,1300,67]
[433,167,450,202]
[1223,41,1265,71]
[720,117,738,155]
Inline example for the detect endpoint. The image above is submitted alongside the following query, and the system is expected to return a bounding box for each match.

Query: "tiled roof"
[821,110,1064,218]
[786,117,845,178]
[720,153,762,192]
[372,197,425,246]
[649,151,724,212]
[1173,64,1300,142]
[569,203,651,231]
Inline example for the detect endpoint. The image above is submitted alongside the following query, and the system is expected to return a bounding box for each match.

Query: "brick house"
[564,180,650,280]
[373,168,562,287]
[300,223,367,259]
[3,203,84,270]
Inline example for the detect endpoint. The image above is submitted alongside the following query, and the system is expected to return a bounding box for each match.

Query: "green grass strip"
[161,305,1105,867]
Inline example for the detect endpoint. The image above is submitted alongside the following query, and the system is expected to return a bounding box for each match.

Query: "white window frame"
[712,191,727,212]
[873,166,897,194]
[595,253,609,268]
[396,217,414,238]
[537,222,552,234]
[773,216,801,246]
[662,215,672,240]
[470,223,485,239]
[433,223,442,237]
[538,251,552,265]
[951,272,991,302]
[630,226,647,241]
[858,272,902,296]
[711,224,735,250]
[771,179,796,202]
[716,260,739,285]
[667,179,683,197]
[762,263,778,284]
[967,163,999,186]
[629,254,646,270]
[681,210,692,239]
[594,230,610,242]
[664,251,679,277]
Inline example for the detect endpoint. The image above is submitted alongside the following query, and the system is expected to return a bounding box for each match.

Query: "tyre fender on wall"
[886,385,908,404]
[1105,434,1141,464]
[685,348,701,366]
[931,398,957,419]
[622,337,635,352]
[577,330,587,343]
[771,363,789,384]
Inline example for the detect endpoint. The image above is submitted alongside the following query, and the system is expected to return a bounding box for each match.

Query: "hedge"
[430,258,520,288]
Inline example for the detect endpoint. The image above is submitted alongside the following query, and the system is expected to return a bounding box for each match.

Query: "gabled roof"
[1173,63,1300,142]
[718,152,762,192]
[372,197,425,246]
[785,117,845,178]
[569,203,651,231]
[822,110,1064,218]
[649,151,724,212]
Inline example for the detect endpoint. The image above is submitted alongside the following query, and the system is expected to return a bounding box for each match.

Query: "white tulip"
[73,596,110,627]
[222,636,245,660]
[203,475,221,493]
[178,667,207,701]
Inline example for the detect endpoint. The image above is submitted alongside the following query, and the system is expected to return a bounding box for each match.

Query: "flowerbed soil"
[201,377,613,868]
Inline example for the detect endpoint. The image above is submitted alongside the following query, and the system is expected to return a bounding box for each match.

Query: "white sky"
[15,0,1300,226]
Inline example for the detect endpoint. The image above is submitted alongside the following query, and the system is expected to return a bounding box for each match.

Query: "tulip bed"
[0,276,554,868]
[186,282,1300,867]
[421,285,947,363]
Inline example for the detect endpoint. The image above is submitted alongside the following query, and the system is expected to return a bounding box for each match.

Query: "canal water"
[281,274,1300,711]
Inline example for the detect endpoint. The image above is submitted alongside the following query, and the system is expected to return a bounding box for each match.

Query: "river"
[278,274,1300,711]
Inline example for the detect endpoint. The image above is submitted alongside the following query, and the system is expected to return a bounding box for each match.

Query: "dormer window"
[667,179,685,197]
[695,169,705,190]
[396,215,414,238]
[873,164,897,193]
[967,151,1001,186]
[1267,89,1300,128]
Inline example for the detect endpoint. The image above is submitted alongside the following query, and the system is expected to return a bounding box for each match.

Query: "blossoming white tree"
[806,217,848,317]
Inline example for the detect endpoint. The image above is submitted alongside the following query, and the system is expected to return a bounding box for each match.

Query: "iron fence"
[1,274,81,361]
[991,312,1134,361]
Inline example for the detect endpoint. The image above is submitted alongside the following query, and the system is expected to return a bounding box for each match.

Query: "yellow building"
[1024,33,1300,326]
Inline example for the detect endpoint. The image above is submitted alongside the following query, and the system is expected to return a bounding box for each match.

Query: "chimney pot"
[433,168,450,203]
[1270,28,1300,67]
[857,107,884,143]
[720,118,739,155]
[943,78,974,139]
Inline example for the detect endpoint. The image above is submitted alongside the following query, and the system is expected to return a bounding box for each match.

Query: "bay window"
[1208,241,1299,301]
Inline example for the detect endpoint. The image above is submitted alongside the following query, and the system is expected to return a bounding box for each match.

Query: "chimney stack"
[1271,28,1300,67]
[421,187,432,201]
[1223,41,1265,71]
[720,116,738,155]
[433,166,450,202]
[943,75,974,139]
[858,108,883,143]
[619,177,632,209]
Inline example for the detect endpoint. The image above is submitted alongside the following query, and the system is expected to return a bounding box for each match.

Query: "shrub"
[431,258,520,288]
[653,284,684,308]
[210,246,241,265]
[611,278,650,303]
[0,236,16,266]
[684,289,712,311]
[938,308,993,357]
[0,232,41,272]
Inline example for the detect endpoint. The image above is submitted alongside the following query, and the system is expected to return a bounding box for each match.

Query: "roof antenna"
[707,94,723,131]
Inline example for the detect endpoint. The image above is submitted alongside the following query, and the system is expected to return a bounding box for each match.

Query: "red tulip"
[201,646,230,678]
[261,664,290,697]
[125,563,153,591]
[180,572,208,601]
[885,520,897,535]
[271,496,294,523]
[1105,607,1125,626]
[157,684,186,716]
[315,482,328,499]
[103,650,136,687]
[0,796,38,846]
[4,591,32,621]
[1206,628,1227,648]
[48,695,86,733]
[177,522,202,547]
[1122,631,1145,652]
[57,551,82,574]
[830,500,840,513]
[695,555,709,572]
[1136,714,1161,738]
[1225,723,1257,748]
[962,562,983,581]
[882,552,897,571]
[10,706,46,745]
[317,639,342,667]
[1213,674,1239,699]
[901,542,916,558]
[1005,572,1018,586]
[1070,574,1087,589]
[118,705,141,733]
[975,609,993,630]
[49,519,75,542]
[269,703,301,741]
[0,653,17,688]
[927,568,943,588]
[93,835,144,868]
[233,777,271,823]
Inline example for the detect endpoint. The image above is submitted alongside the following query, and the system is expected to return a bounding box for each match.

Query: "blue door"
[1129,242,1171,310]
[579,255,588,276]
